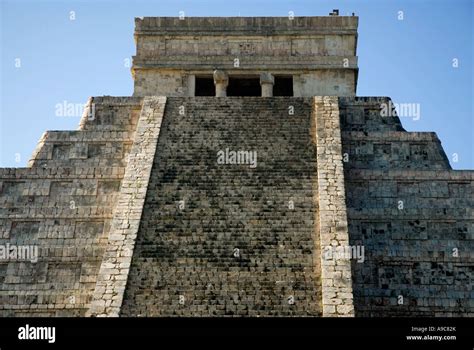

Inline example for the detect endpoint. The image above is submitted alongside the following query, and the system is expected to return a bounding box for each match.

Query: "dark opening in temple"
[273,76,294,96]
[227,77,260,96]
[195,77,215,96]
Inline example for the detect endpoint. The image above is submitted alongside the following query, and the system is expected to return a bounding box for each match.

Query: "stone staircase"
[0,95,471,318]
[120,97,323,316]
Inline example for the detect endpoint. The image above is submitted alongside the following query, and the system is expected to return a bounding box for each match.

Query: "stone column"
[260,72,274,97]
[187,74,196,97]
[213,70,228,97]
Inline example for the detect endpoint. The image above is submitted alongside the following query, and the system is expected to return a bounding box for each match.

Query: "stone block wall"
[293,70,356,97]
[0,95,471,317]
[132,17,359,97]
[0,97,142,316]
[340,97,473,316]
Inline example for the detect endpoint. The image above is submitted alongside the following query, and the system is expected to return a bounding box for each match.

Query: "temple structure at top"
[131,14,358,97]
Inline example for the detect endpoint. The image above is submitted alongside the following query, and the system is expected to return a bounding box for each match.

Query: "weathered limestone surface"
[120,97,323,316]
[0,95,472,317]
[340,97,474,317]
[213,70,229,97]
[313,96,354,316]
[132,17,358,97]
[0,97,142,316]
[0,16,472,318]
[87,97,166,317]
[260,73,275,97]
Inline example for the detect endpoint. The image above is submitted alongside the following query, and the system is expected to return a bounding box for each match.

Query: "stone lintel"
[132,57,358,71]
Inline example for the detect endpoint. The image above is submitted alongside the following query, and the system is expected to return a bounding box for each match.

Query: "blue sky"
[1,0,473,169]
